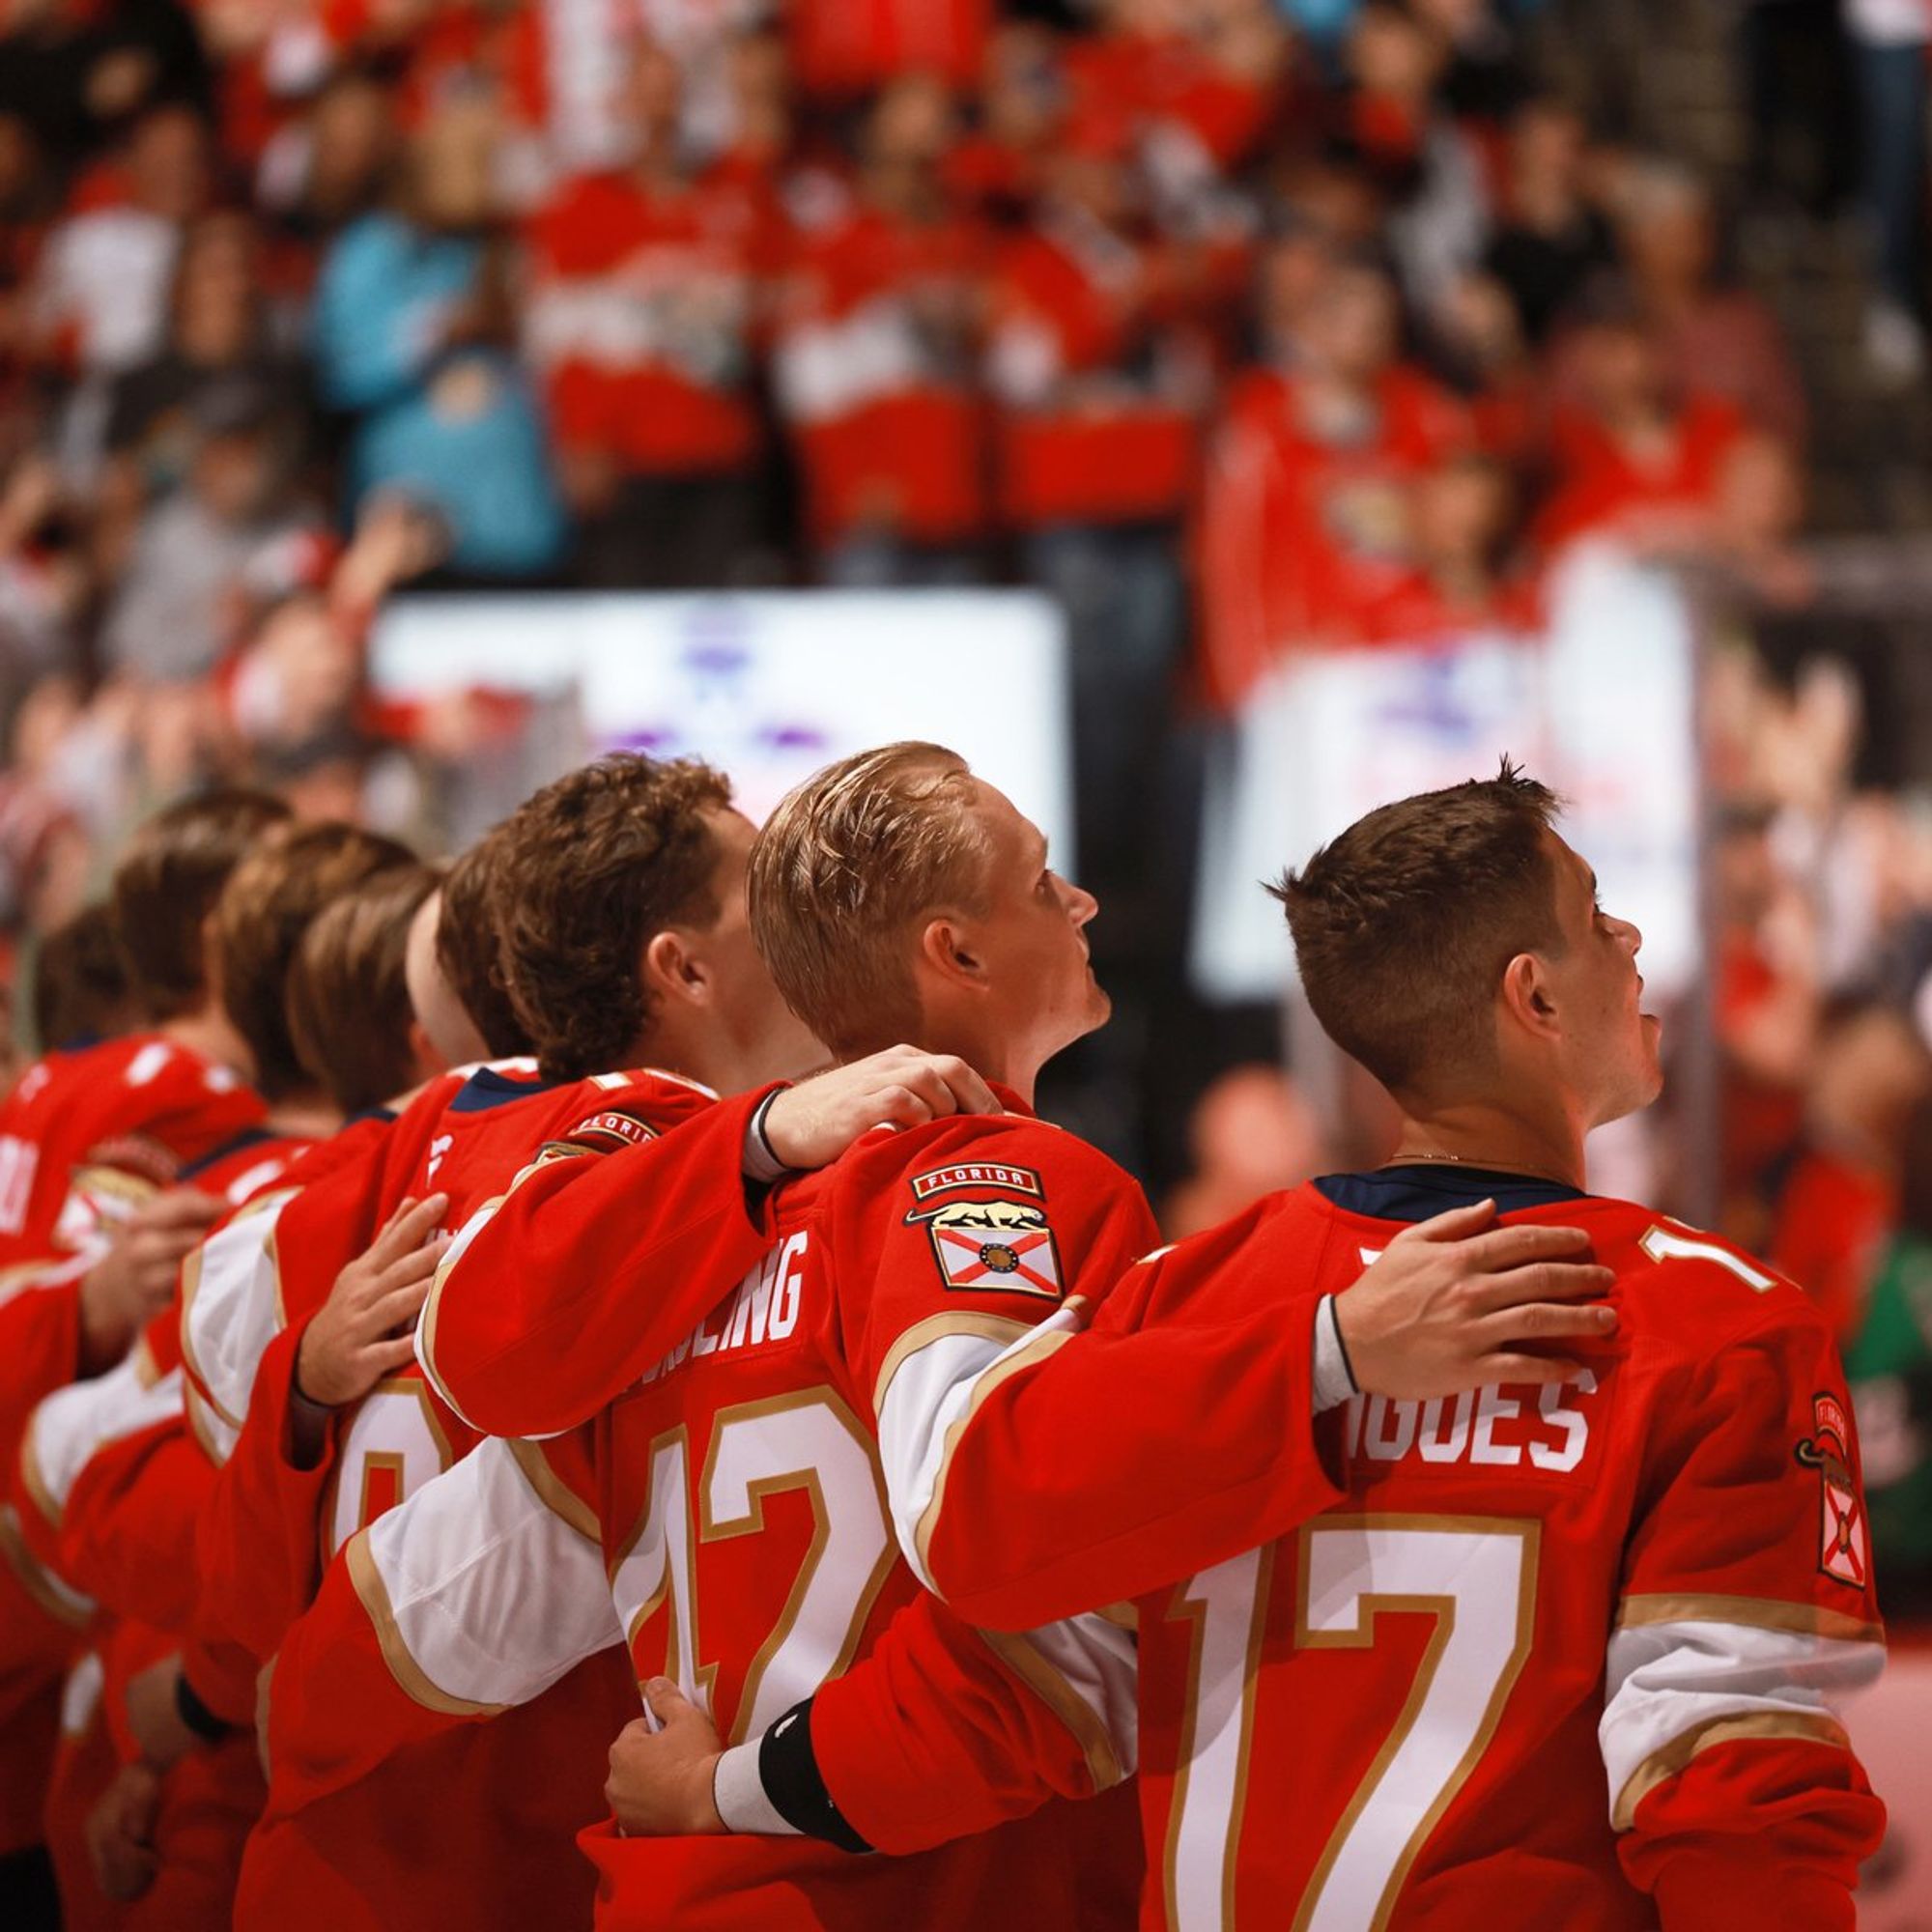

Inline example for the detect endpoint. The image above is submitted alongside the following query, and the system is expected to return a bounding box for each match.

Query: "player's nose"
[1065,880,1099,927]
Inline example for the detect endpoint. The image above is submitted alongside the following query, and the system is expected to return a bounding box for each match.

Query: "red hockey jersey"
[988,219,1204,530]
[0,1034,262,1444]
[231,1065,737,1932]
[1196,363,1472,706]
[900,1166,1885,1928]
[0,1046,261,1858]
[285,1104,1159,1928]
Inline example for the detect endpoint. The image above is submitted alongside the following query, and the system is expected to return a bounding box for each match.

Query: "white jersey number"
[326,1380,456,1559]
[1164,1516,1538,1932]
[0,1135,39,1236]
[611,1388,896,1745]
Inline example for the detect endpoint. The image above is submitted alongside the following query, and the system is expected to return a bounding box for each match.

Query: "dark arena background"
[0,0,1928,1921]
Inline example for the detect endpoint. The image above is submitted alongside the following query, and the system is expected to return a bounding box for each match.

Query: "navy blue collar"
[1314,1163,1588,1224]
[449,1065,569,1113]
[178,1124,281,1182]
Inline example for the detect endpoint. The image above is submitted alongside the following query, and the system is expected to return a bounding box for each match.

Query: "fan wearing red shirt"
[985,112,1208,947]
[525,41,779,590]
[1198,251,1472,705]
[775,76,992,585]
[0,791,282,1908]
[1536,296,1747,556]
[1761,998,1932,1345]
[661,764,1883,1931]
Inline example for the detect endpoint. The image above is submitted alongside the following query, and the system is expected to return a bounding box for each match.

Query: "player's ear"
[916,915,984,993]
[1499,952,1558,1037]
[642,928,706,1009]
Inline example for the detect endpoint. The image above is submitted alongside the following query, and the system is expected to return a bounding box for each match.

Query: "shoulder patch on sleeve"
[907,1161,1044,1207]
[565,1110,661,1152]
[911,1195,1064,1301]
[1795,1393,1871,1591]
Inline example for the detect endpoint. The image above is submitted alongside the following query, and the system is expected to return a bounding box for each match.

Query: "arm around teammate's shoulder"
[918,1196,1618,1629]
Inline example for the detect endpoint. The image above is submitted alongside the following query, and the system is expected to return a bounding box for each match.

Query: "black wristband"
[175,1672,234,1746]
[758,1699,871,1855]
[1327,1294,1360,1396]
[753,1089,794,1175]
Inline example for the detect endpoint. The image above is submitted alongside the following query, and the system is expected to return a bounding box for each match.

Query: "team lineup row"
[0,743,1885,1930]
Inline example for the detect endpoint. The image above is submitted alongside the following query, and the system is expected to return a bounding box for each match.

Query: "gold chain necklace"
[1382,1149,1581,1189]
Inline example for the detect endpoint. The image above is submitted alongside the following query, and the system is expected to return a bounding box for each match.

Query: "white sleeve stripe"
[1600,1619,1883,1830]
[180,1197,290,1437]
[23,1358,184,1522]
[0,1505,93,1627]
[977,1613,1140,1790]
[872,1320,1037,1589]
[353,1437,623,1714]
[0,1253,91,1311]
[412,1191,506,1430]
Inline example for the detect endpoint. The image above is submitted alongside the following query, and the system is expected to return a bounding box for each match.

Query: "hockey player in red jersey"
[9,827,424,1930]
[0,789,287,1916]
[272,745,1609,1931]
[233,755,994,1932]
[0,792,291,1438]
[632,763,1886,1930]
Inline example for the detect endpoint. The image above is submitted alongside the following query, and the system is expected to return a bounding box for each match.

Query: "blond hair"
[749,742,990,1058]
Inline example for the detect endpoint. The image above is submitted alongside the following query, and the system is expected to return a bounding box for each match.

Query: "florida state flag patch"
[1795,1393,1869,1590]
[913,1197,1064,1301]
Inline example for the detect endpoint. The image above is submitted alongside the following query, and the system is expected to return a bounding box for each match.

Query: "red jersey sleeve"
[808,1590,1138,1853]
[829,1117,1159,1589]
[912,1199,1346,1629]
[50,1419,212,1634]
[1603,1275,1886,1928]
[191,1317,342,1713]
[262,1431,618,1817]
[415,1084,781,1436]
[0,1250,94,1451]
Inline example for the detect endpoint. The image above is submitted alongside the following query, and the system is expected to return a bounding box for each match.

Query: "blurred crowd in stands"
[5,0,1932,1605]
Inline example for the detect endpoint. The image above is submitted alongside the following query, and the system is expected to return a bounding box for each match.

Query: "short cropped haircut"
[748,742,991,1059]
[211,821,417,1103]
[110,789,291,1019]
[436,827,531,1059]
[1271,761,1564,1097]
[494,755,732,1080]
[288,862,440,1114]
[34,903,138,1052]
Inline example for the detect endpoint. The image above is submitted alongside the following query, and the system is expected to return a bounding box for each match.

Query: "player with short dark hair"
[32,905,141,1057]
[431,827,532,1063]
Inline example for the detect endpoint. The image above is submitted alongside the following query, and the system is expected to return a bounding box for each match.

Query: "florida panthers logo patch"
[1794,1393,1869,1590]
[910,1197,1063,1301]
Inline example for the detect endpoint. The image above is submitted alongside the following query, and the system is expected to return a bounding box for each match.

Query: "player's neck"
[1386,1096,1588,1192]
[262,1092,343,1140]
[158,1005,253,1083]
[620,1022,767,1108]
[908,1017,1039,1111]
